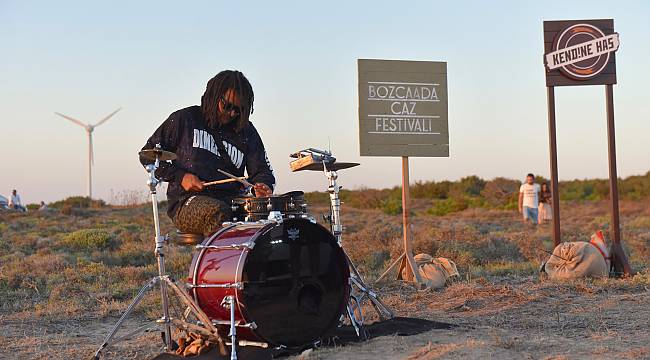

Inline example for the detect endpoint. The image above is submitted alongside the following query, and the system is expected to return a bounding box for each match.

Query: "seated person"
[9,189,26,212]
[140,70,275,236]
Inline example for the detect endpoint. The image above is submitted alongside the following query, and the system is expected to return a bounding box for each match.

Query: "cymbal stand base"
[92,276,223,359]
[95,146,224,359]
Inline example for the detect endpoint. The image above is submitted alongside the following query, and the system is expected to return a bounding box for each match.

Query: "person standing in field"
[518,174,540,225]
[538,182,552,224]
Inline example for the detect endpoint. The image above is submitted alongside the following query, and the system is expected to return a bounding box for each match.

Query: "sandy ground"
[1,276,648,360]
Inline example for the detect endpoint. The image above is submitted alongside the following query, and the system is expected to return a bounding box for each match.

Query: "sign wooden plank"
[358,59,449,157]
[543,19,617,86]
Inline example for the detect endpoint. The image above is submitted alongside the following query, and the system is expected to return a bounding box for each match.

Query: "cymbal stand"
[93,145,225,359]
[323,163,394,337]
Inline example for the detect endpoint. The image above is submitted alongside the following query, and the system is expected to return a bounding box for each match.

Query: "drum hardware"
[139,147,178,162]
[195,241,256,250]
[188,283,244,290]
[346,294,368,340]
[93,145,226,359]
[267,210,283,221]
[212,320,258,330]
[221,295,238,360]
[293,148,394,338]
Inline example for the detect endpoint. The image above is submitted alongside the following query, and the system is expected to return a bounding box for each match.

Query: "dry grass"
[0,198,648,359]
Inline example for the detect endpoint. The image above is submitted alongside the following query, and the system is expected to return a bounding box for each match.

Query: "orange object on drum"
[188,218,350,348]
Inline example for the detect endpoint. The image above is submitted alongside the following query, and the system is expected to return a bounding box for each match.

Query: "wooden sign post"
[358,59,449,284]
[543,19,632,275]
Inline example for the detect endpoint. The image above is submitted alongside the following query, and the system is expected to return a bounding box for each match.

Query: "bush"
[340,188,398,209]
[26,204,40,211]
[49,196,105,209]
[380,196,402,215]
[619,171,650,200]
[60,229,114,251]
[427,198,468,216]
[450,176,487,197]
[411,180,451,199]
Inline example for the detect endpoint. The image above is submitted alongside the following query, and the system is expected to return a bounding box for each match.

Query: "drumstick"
[217,169,254,188]
[203,177,247,186]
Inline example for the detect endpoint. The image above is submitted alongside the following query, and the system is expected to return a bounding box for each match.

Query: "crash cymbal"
[292,161,360,172]
[138,148,177,161]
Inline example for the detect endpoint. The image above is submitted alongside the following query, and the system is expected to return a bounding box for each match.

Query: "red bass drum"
[188,218,350,348]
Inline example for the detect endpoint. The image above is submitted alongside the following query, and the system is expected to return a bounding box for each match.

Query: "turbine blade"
[55,112,86,127]
[94,107,121,127]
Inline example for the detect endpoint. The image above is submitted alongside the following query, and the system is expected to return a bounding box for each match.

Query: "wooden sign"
[544,19,618,86]
[543,19,632,275]
[358,59,449,157]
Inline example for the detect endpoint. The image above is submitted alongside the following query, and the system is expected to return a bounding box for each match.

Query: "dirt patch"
[1,278,648,359]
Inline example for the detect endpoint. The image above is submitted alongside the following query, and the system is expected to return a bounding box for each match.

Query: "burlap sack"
[403,254,459,289]
[544,241,608,280]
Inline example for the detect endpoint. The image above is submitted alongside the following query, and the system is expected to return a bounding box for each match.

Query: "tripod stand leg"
[346,255,394,320]
[93,277,160,359]
[163,277,221,337]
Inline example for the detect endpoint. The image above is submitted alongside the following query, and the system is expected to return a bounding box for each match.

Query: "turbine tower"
[55,108,121,199]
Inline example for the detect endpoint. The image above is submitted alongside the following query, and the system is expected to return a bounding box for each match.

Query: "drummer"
[140,70,275,236]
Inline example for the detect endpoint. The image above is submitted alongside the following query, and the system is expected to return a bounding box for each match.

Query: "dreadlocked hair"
[201,70,254,132]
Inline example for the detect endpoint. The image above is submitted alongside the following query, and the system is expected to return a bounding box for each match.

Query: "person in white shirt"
[518,174,540,225]
[9,189,26,212]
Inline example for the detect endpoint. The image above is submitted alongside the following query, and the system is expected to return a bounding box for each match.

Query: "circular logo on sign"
[552,24,610,80]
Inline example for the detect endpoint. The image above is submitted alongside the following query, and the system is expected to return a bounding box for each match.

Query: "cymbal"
[292,162,360,172]
[139,148,177,161]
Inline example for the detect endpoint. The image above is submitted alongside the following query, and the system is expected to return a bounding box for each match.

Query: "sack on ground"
[544,241,608,280]
[403,254,459,289]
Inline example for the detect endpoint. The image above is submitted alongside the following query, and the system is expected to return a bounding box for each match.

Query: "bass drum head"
[241,218,349,348]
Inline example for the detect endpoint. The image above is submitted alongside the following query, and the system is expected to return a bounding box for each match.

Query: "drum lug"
[267,211,283,222]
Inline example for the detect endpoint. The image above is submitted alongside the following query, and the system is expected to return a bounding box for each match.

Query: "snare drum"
[231,191,308,221]
[188,218,350,348]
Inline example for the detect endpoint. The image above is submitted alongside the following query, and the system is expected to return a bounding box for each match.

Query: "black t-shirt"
[140,106,275,218]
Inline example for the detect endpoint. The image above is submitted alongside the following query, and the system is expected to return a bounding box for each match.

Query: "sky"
[1,0,649,204]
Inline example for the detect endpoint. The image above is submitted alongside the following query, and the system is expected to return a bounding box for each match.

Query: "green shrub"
[49,196,105,209]
[450,176,486,197]
[411,180,451,199]
[380,196,402,215]
[427,198,468,216]
[60,229,113,251]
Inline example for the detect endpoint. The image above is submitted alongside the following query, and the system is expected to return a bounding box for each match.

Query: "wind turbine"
[54,108,121,199]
